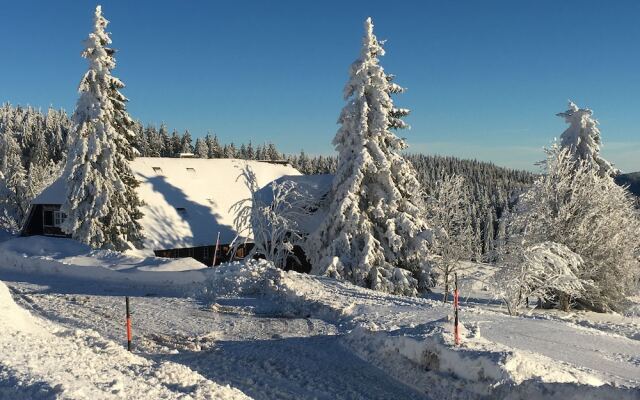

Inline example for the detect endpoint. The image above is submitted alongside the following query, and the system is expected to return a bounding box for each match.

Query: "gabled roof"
[33,158,301,250]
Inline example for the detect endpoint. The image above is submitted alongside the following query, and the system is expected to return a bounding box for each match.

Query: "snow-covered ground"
[1,235,639,399]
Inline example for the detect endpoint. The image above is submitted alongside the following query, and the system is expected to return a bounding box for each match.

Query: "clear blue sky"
[1,1,639,172]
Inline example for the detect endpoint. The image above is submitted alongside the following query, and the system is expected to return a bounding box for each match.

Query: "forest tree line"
[0,103,536,259]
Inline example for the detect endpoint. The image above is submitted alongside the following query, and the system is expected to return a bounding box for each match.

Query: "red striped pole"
[126,296,132,351]
[454,273,460,346]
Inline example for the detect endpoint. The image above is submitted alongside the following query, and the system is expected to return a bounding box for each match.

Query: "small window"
[186,167,196,174]
[53,211,67,227]
[152,167,163,174]
[43,208,66,227]
[175,207,187,217]
[236,247,245,258]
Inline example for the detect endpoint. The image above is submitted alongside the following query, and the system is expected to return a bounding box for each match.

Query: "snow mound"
[0,236,209,295]
[0,279,250,399]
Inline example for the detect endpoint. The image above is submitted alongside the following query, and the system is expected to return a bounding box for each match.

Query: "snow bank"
[344,322,616,398]
[0,228,15,243]
[0,236,210,295]
[0,279,251,399]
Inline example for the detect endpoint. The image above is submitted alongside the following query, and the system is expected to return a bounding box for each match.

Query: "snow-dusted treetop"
[74,5,116,123]
[557,101,618,177]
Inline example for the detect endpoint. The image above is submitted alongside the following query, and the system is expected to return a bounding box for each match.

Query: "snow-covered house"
[21,158,300,265]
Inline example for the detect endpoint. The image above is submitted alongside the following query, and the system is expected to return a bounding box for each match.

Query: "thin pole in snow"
[125,296,132,352]
[212,232,221,266]
[454,273,460,346]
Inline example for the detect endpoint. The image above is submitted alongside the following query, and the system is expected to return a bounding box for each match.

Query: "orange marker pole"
[126,296,132,351]
[454,273,460,346]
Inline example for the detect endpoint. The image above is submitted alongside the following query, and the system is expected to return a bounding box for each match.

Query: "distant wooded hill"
[616,172,640,197]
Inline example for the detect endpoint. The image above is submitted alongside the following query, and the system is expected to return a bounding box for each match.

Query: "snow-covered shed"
[22,158,300,265]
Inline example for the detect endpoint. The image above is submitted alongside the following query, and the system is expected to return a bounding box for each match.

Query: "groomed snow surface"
[1,235,639,399]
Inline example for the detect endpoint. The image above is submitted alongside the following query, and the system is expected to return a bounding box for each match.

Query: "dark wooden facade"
[22,203,251,267]
[154,243,254,267]
[22,204,70,238]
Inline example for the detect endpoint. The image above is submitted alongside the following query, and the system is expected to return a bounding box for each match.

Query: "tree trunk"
[559,294,570,312]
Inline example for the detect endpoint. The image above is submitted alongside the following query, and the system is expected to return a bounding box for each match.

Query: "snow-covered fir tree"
[205,133,221,158]
[0,127,28,229]
[146,125,164,157]
[305,18,432,295]
[169,130,181,157]
[180,130,193,154]
[61,5,143,250]
[194,137,209,158]
[266,143,280,161]
[557,101,618,177]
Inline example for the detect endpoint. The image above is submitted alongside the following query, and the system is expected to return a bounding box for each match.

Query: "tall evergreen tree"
[61,5,143,250]
[194,137,209,158]
[159,123,171,157]
[305,18,432,295]
[0,128,28,228]
[170,130,181,157]
[246,141,255,160]
[205,133,221,158]
[180,130,193,154]
[146,125,163,157]
[266,143,280,161]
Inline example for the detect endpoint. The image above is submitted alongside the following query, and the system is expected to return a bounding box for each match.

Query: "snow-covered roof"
[33,158,301,250]
[254,174,333,234]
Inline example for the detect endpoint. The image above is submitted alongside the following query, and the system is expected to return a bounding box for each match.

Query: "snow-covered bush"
[233,166,311,269]
[305,18,432,296]
[495,241,590,315]
[503,130,640,311]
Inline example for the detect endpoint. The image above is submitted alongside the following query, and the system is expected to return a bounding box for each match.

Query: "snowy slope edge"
[0,236,209,295]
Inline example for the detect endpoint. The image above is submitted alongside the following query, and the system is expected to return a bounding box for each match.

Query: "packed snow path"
[4,279,428,400]
[477,316,640,384]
